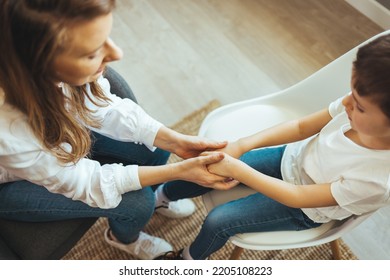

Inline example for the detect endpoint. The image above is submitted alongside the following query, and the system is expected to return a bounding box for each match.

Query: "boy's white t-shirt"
[281,96,390,223]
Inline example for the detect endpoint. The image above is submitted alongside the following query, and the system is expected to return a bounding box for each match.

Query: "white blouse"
[0,76,163,209]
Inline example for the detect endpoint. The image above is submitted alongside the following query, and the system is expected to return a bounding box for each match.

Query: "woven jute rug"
[63,99,357,260]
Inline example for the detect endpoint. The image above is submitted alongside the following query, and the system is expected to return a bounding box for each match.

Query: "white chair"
[199,30,390,260]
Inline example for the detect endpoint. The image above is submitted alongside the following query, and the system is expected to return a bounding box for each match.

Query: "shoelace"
[154,249,183,260]
[154,200,170,210]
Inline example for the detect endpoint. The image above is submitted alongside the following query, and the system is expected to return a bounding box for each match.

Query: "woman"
[0,0,235,260]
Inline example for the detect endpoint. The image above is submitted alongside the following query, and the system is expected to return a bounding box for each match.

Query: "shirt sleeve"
[330,177,390,215]
[84,76,163,151]
[0,113,142,209]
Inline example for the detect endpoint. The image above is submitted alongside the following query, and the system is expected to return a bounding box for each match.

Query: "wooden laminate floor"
[110,0,389,259]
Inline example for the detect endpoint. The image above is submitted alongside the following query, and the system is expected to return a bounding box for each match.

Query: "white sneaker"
[155,198,196,218]
[104,229,172,260]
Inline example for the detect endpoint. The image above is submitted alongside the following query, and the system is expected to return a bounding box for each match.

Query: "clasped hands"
[173,134,242,191]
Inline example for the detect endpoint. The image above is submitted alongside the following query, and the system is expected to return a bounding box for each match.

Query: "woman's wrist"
[154,126,182,153]
[166,161,182,181]
[138,163,179,186]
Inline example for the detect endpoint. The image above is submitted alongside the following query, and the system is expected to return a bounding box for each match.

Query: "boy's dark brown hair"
[353,34,390,121]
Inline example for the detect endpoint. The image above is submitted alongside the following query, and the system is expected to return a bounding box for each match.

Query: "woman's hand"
[138,152,237,189]
[174,134,228,159]
[174,152,239,190]
[154,126,227,159]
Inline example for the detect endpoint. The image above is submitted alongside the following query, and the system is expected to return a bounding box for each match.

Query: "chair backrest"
[199,30,390,142]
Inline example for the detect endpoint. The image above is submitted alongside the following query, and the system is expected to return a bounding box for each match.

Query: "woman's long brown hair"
[0,0,116,163]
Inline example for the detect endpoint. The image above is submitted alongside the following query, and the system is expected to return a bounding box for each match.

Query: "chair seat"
[203,185,340,251]
[203,104,300,142]
[230,220,337,250]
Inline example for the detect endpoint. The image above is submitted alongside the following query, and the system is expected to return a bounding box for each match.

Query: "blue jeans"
[0,132,170,244]
[163,146,321,259]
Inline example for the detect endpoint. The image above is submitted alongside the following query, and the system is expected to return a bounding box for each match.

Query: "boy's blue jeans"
[163,146,321,259]
[0,132,170,244]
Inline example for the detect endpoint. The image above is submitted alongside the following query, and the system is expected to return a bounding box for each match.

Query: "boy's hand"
[202,151,238,178]
[215,141,243,159]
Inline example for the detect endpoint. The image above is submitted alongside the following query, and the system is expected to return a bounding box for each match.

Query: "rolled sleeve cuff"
[114,165,142,193]
[137,118,163,151]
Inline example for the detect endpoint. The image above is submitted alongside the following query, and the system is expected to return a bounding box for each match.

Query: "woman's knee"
[114,187,155,223]
[147,148,170,166]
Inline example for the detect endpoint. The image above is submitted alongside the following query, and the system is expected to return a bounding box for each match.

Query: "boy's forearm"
[236,120,301,152]
[231,160,335,208]
[230,159,297,206]
[236,108,331,151]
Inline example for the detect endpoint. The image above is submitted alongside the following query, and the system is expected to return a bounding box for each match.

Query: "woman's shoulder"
[0,99,28,126]
[0,121,41,156]
[0,92,39,152]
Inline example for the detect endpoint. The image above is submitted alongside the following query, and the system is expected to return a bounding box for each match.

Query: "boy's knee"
[203,206,226,229]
